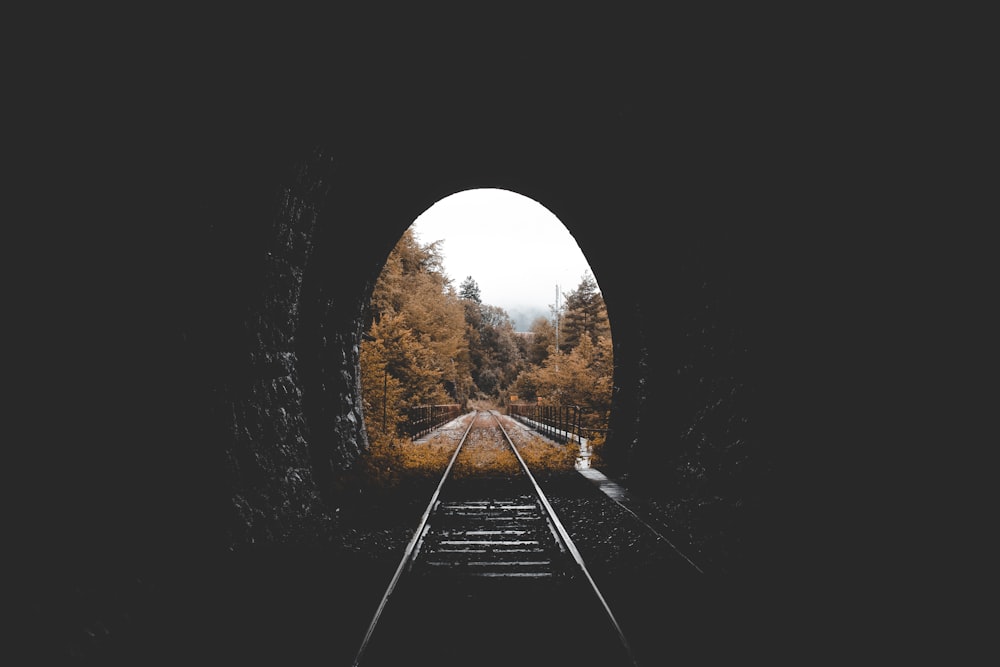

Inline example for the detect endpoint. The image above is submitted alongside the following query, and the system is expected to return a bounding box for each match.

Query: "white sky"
[408,188,596,316]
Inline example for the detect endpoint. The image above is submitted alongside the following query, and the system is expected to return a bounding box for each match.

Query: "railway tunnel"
[17,32,896,664]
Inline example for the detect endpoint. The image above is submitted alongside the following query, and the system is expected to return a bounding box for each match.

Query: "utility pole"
[553,284,561,371]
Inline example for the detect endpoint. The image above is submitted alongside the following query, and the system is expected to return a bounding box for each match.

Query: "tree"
[475,305,524,395]
[510,333,613,435]
[362,228,611,445]
[359,327,405,449]
[461,300,524,399]
[510,273,613,433]
[524,316,555,366]
[559,272,610,352]
[362,228,471,432]
[369,229,449,319]
[458,276,481,303]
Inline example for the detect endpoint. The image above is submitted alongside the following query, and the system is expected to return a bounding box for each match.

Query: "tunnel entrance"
[208,139,759,584]
[355,188,613,481]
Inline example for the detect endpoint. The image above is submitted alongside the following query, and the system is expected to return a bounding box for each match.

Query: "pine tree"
[525,316,555,366]
[458,276,481,303]
[462,301,524,399]
[560,272,610,352]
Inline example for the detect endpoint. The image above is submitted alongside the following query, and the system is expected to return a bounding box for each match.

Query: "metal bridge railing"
[403,404,463,439]
[507,403,590,445]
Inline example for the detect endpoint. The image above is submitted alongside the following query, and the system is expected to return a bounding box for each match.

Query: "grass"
[358,412,582,488]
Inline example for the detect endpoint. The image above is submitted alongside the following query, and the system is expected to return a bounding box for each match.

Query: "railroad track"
[351,409,639,667]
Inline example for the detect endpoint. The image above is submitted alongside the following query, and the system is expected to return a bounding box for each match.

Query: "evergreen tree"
[477,305,524,394]
[560,272,610,352]
[462,300,524,398]
[525,316,555,366]
[458,275,481,302]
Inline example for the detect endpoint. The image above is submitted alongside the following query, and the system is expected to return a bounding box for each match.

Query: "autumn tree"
[359,322,406,448]
[510,334,613,434]
[510,272,613,437]
[362,230,610,444]
[362,228,471,438]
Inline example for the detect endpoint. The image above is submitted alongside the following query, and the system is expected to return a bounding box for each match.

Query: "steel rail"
[350,411,476,667]
[579,470,706,574]
[487,410,640,667]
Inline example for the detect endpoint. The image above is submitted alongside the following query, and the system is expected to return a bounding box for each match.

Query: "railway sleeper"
[421,560,558,577]
[423,549,549,563]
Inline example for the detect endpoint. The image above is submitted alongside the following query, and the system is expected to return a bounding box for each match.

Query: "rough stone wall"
[221,150,334,544]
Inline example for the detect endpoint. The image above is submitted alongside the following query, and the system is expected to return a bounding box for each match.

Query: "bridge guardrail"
[507,403,607,445]
[403,403,463,439]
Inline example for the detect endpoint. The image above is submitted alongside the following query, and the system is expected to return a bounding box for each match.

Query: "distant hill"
[503,305,549,333]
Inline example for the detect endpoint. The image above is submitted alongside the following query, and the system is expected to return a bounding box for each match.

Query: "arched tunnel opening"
[353,187,612,473]
[248,153,757,548]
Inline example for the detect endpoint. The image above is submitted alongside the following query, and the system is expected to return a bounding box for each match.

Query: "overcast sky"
[408,188,596,319]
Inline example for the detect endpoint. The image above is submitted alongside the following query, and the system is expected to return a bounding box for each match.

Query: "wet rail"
[351,409,639,667]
